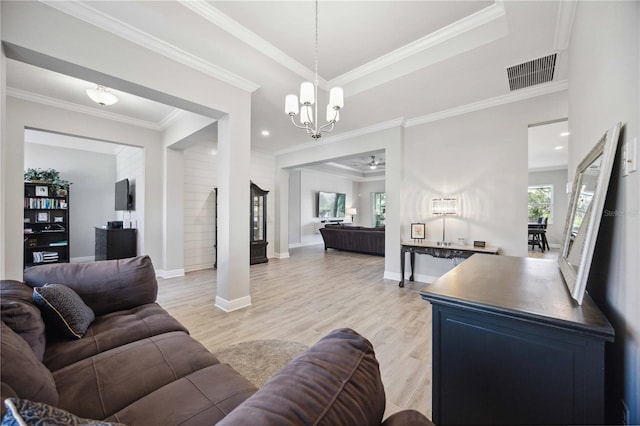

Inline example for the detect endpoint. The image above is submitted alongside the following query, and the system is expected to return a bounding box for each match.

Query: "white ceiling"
[528,120,569,172]
[6,0,571,170]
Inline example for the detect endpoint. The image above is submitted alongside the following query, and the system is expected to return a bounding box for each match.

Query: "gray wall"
[527,168,568,246]
[569,2,639,423]
[24,142,117,261]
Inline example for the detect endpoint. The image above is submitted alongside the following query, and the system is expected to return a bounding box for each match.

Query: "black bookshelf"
[24,182,69,268]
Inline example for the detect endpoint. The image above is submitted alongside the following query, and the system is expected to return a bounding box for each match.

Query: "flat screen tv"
[317,191,346,219]
[115,178,132,211]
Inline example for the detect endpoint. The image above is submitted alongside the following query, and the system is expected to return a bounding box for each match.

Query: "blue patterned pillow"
[33,284,95,339]
[2,398,127,425]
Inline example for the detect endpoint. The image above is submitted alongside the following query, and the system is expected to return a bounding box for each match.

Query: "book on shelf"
[32,251,59,263]
[49,241,68,246]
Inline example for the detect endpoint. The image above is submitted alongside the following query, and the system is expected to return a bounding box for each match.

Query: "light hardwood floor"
[156,245,432,420]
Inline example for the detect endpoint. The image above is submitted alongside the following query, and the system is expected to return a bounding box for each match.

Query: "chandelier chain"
[314,0,319,86]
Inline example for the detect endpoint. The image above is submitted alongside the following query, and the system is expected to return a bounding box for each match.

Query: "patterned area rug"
[214,340,309,388]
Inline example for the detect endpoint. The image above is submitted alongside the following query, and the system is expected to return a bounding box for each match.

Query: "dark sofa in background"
[1,256,432,425]
[320,224,385,256]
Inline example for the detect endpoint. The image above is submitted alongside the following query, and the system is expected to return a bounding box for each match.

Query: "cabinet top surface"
[420,254,614,340]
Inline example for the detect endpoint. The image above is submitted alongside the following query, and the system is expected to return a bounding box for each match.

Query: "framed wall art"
[411,223,426,240]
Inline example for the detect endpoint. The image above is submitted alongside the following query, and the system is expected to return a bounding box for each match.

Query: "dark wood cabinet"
[95,228,137,261]
[250,182,268,265]
[421,254,614,425]
[24,182,69,268]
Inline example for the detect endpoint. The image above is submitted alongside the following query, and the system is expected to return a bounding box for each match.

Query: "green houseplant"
[24,168,72,195]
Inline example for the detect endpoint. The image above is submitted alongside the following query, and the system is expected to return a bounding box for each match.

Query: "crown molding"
[159,109,187,130]
[329,1,506,89]
[40,1,261,93]
[274,118,406,156]
[7,87,163,130]
[405,80,568,128]
[178,1,322,87]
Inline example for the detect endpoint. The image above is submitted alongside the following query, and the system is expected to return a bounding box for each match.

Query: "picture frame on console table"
[410,223,425,240]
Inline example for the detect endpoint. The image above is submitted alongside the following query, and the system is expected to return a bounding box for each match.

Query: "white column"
[215,113,251,311]
[274,168,290,258]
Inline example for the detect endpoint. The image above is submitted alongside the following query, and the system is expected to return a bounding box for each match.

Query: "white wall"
[24,142,117,261]
[183,142,217,272]
[0,8,6,279]
[356,180,386,227]
[116,145,144,254]
[288,170,302,246]
[3,96,163,280]
[569,2,639,423]
[403,91,568,281]
[527,168,569,246]
[182,143,275,271]
[2,0,253,307]
[299,170,357,246]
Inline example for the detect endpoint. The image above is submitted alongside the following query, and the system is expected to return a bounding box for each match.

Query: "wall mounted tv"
[115,178,134,211]
[317,191,346,219]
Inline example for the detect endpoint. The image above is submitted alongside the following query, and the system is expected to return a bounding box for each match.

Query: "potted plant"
[24,168,72,196]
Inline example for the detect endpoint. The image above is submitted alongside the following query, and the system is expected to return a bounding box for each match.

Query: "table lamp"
[432,198,457,246]
[346,207,357,224]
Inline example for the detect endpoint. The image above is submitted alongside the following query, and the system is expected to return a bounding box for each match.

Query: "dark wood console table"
[400,241,498,287]
[420,255,614,425]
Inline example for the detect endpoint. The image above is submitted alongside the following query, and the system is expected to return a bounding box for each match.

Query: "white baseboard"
[70,256,94,263]
[215,295,252,312]
[156,269,185,279]
[274,251,290,259]
[289,241,323,249]
[549,243,561,249]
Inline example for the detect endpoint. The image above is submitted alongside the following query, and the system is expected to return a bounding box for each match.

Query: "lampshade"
[329,87,344,109]
[326,105,340,123]
[300,82,315,105]
[300,105,313,125]
[85,85,119,106]
[432,198,457,215]
[346,208,357,215]
[285,94,299,115]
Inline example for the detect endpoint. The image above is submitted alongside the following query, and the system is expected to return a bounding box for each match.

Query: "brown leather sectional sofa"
[1,256,432,425]
[320,224,385,256]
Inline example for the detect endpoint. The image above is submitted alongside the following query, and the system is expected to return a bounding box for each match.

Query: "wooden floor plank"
[156,245,432,420]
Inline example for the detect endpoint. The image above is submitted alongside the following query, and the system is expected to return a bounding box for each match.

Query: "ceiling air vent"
[507,53,557,91]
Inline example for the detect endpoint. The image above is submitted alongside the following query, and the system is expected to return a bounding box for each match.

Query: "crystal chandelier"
[284,0,343,139]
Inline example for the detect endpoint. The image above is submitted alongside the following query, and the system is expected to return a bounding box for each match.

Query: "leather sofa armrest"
[218,328,386,425]
[23,256,157,316]
[382,410,435,426]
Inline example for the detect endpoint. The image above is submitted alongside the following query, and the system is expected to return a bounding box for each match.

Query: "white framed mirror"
[558,122,621,304]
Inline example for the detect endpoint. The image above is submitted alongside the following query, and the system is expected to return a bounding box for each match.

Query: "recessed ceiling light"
[261,130,270,136]
[554,146,564,150]
[560,131,570,137]
[210,149,217,155]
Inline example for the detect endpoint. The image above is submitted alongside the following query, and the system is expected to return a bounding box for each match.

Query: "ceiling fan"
[368,155,385,170]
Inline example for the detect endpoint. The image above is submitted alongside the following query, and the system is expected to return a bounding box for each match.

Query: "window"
[528,184,553,223]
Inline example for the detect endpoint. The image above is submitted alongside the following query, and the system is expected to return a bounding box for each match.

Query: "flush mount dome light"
[85,85,119,106]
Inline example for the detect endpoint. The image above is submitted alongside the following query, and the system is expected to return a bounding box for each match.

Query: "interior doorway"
[527,119,569,258]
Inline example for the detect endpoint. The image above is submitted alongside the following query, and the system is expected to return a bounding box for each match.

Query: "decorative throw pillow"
[2,398,127,426]
[33,284,95,339]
